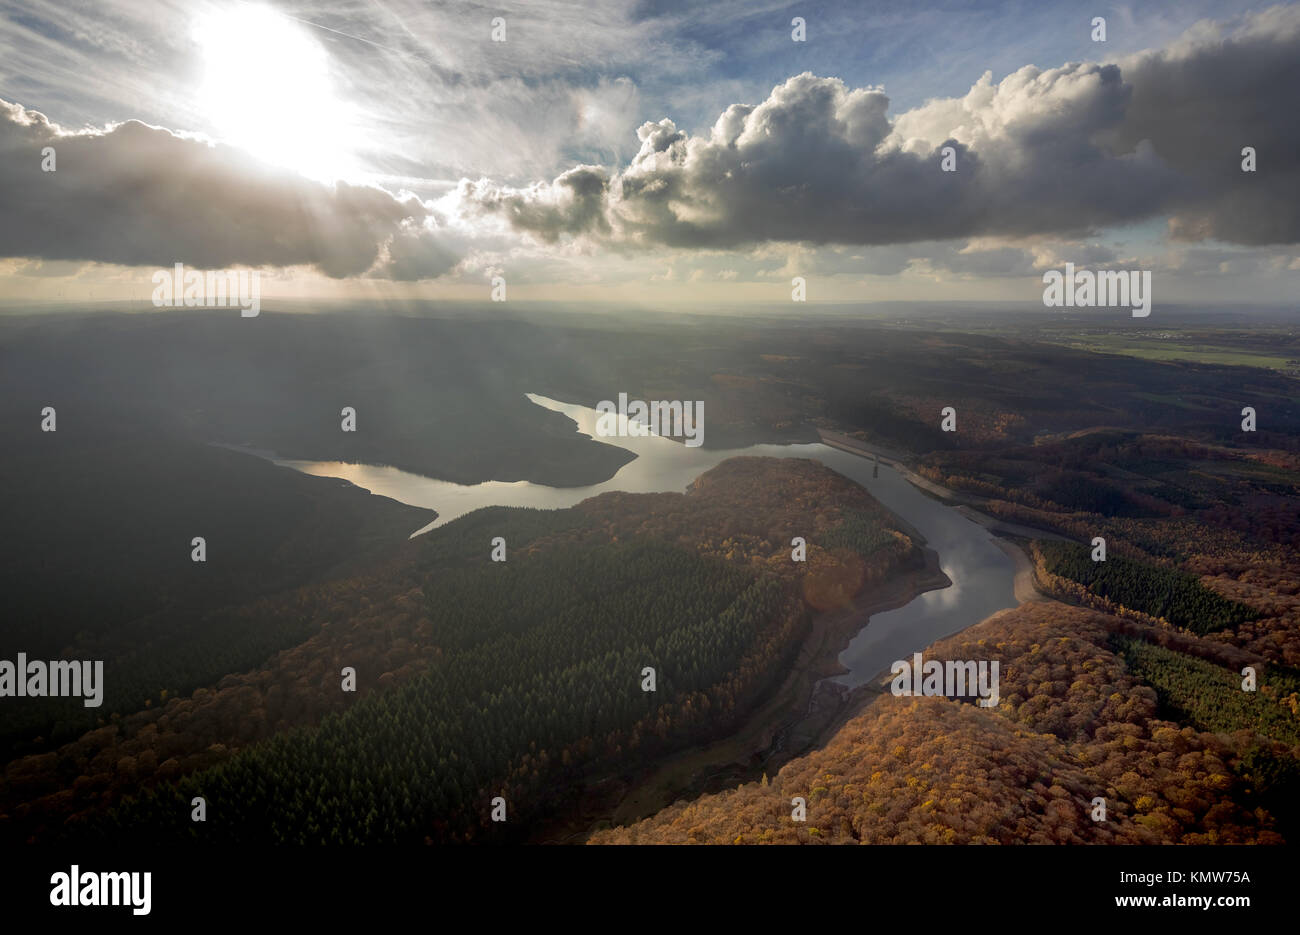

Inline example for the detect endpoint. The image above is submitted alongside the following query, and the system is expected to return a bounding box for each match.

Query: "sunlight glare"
[192,3,356,181]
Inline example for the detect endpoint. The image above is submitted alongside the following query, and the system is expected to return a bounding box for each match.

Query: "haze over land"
[2,307,1298,845]
[1,1,1298,850]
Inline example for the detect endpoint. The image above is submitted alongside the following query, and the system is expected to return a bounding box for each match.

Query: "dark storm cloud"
[465,7,1300,250]
[0,100,450,278]
[1110,5,1300,246]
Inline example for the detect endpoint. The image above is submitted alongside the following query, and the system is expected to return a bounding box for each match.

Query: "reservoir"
[272,393,1019,689]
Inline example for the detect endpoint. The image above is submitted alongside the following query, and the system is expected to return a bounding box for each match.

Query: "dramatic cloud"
[0,100,455,279]
[2,4,1296,291]
[464,6,1300,251]
[1110,5,1300,245]
[458,165,613,243]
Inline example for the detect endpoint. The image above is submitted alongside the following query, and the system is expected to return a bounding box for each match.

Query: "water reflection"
[276,393,1018,687]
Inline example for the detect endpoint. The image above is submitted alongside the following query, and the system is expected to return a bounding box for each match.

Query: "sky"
[0,0,1297,308]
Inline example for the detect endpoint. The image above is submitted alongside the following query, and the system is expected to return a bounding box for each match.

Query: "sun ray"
[191,3,357,181]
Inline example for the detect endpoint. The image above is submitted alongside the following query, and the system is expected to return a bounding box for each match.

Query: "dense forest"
[4,312,1298,846]
[0,436,433,756]
[2,457,921,844]
[591,602,1289,844]
[587,411,1300,845]
[1109,635,1300,744]
[80,540,788,843]
[919,429,1300,668]
[590,431,1300,847]
[1109,635,1300,840]
[1036,540,1259,635]
[922,432,1300,557]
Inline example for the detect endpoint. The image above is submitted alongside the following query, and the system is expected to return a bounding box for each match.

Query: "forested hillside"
[0,436,433,756]
[6,313,1297,848]
[83,541,787,843]
[919,431,1300,666]
[1036,541,1258,635]
[591,602,1293,844]
[2,457,921,844]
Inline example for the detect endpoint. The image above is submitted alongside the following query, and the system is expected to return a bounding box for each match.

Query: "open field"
[1038,329,1300,374]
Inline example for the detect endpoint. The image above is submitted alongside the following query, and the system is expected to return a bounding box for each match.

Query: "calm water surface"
[274,394,1018,688]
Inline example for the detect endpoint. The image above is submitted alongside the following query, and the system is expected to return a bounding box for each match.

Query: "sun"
[192,3,357,181]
